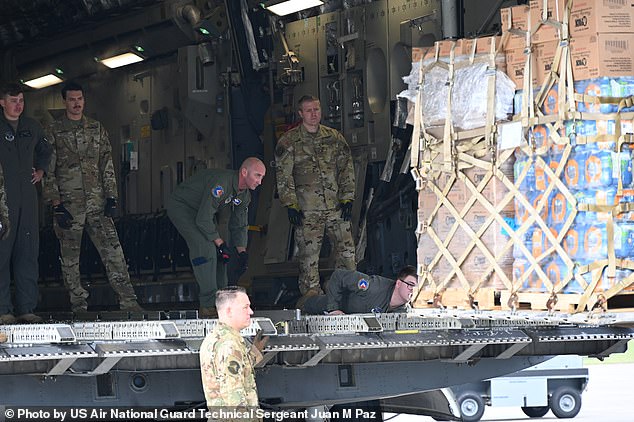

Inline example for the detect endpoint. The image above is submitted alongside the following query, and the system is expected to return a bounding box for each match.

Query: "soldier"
[44,81,141,312]
[274,95,356,302]
[199,287,268,421]
[167,158,265,318]
[0,82,52,324]
[301,265,418,315]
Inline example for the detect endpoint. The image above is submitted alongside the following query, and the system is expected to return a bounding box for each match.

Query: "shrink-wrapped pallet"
[409,1,634,312]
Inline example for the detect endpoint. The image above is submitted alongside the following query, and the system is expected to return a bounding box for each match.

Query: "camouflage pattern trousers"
[54,211,137,311]
[294,209,356,294]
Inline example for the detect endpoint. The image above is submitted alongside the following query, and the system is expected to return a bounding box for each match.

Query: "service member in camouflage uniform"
[199,287,268,421]
[44,81,141,312]
[301,265,418,315]
[167,158,265,317]
[0,82,52,325]
[274,95,356,299]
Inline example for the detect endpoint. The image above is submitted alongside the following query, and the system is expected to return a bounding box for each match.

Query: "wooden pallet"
[499,290,634,313]
[412,287,497,310]
[499,291,582,313]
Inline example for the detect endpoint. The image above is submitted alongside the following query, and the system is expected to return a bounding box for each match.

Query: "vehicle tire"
[521,406,550,418]
[458,393,485,422]
[549,387,582,418]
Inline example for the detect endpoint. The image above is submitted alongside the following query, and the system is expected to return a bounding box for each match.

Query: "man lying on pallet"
[298,265,418,315]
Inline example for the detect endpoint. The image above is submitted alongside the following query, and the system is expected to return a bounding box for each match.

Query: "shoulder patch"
[357,278,369,291]
[212,185,224,198]
[227,360,241,375]
[232,198,242,206]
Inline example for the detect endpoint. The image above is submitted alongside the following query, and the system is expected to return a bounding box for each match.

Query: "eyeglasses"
[399,278,418,288]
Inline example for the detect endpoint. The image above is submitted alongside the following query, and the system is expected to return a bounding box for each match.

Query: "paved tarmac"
[385,362,634,422]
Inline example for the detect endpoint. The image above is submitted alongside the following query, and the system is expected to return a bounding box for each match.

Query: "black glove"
[238,251,249,275]
[0,219,9,241]
[216,242,231,264]
[104,197,118,218]
[339,201,353,222]
[53,203,74,229]
[252,329,269,352]
[287,206,304,226]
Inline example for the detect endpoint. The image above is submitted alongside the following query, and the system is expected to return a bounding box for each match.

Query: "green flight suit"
[167,169,250,308]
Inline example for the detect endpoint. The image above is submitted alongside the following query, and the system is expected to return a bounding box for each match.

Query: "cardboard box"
[423,39,465,60]
[501,5,530,50]
[570,33,634,80]
[534,40,559,86]
[505,47,539,88]
[570,0,634,37]
[529,0,566,22]
[529,0,564,44]
[463,36,503,56]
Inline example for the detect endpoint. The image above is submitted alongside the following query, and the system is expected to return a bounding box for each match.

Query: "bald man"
[167,158,266,318]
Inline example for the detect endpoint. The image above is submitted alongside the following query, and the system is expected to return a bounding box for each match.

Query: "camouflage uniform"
[199,321,262,422]
[0,114,51,315]
[275,124,356,294]
[167,169,250,308]
[44,116,138,311]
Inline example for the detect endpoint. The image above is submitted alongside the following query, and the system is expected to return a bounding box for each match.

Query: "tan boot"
[0,314,16,325]
[120,300,144,312]
[198,307,218,319]
[16,313,43,324]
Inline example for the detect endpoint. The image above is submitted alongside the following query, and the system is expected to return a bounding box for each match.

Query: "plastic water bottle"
[532,192,549,225]
[513,227,534,259]
[550,190,572,225]
[546,256,573,293]
[619,145,633,188]
[564,146,587,191]
[584,222,608,260]
[615,222,634,259]
[618,189,634,222]
[535,157,550,191]
[531,226,547,258]
[577,78,611,113]
[513,258,533,290]
[564,222,586,261]
[585,143,613,188]
[530,125,549,153]
[514,150,535,193]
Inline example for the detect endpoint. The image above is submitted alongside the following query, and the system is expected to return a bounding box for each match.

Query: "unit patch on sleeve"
[357,278,369,291]
[212,185,224,198]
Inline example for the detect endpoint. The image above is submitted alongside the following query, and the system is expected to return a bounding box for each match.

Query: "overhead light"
[22,74,64,89]
[98,52,144,69]
[264,0,324,16]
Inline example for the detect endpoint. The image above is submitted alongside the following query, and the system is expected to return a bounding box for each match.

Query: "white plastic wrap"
[398,58,516,130]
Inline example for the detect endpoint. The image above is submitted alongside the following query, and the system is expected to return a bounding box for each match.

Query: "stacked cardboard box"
[501,1,634,89]
[495,0,634,311]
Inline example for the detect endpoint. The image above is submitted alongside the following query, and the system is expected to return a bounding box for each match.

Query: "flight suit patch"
[212,186,224,198]
[227,360,241,375]
[358,278,369,290]
[232,198,242,205]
